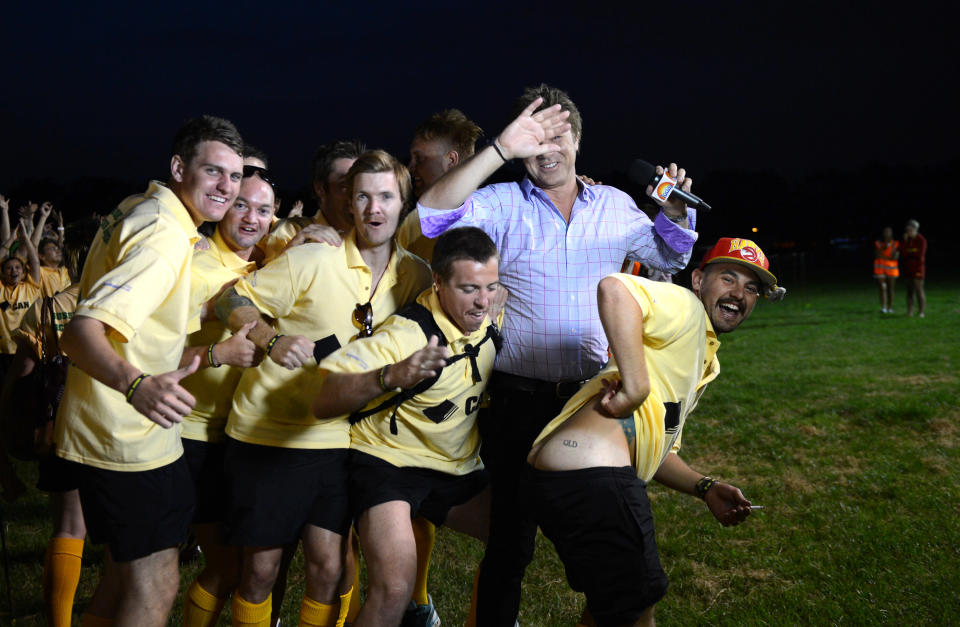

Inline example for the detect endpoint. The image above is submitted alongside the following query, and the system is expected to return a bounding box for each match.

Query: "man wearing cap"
[524,237,784,627]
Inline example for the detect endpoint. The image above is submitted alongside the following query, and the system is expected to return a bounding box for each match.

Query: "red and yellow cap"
[698,237,778,289]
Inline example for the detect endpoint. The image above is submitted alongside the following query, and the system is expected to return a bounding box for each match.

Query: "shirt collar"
[147,180,200,245]
[210,228,257,274]
[519,175,597,203]
[420,288,491,348]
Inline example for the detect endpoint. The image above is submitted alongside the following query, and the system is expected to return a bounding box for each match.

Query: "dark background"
[3,1,955,283]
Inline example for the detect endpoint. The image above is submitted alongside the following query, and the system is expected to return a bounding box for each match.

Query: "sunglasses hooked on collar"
[242,165,276,190]
[353,301,373,338]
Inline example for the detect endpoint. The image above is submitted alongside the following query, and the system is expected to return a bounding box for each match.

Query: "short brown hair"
[345,150,413,210]
[432,227,499,283]
[171,115,243,167]
[513,83,582,143]
[414,109,483,159]
[312,139,367,194]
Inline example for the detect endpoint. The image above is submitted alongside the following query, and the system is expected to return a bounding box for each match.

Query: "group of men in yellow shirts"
[48,87,787,627]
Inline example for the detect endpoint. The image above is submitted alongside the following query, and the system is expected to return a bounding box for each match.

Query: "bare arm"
[60,315,200,427]
[595,276,650,417]
[653,453,753,527]
[419,97,571,210]
[215,286,314,370]
[0,194,10,243]
[31,202,52,249]
[17,220,41,283]
[178,321,260,369]
[313,335,450,418]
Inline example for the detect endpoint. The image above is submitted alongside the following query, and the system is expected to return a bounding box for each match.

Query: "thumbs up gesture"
[211,321,262,367]
[129,356,202,427]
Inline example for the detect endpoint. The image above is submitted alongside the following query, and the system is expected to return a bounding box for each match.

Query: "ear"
[314,181,327,205]
[432,272,442,291]
[170,155,185,183]
[445,149,460,169]
[691,268,704,298]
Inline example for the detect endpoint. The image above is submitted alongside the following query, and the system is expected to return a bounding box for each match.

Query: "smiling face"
[171,140,244,225]
[522,128,579,190]
[39,241,63,267]
[2,258,25,286]
[691,262,761,334]
[435,257,501,334]
[220,175,275,256]
[350,171,403,251]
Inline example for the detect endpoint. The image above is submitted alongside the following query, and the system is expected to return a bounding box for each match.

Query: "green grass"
[2,279,959,625]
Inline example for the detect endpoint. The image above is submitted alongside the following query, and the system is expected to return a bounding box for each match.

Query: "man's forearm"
[652,453,702,496]
[418,144,505,210]
[314,370,385,418]
[61,315,141,395]
[215,288,275,349]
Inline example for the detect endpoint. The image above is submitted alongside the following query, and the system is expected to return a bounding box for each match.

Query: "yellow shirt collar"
[210,228,258,274]
[147,180,201,245]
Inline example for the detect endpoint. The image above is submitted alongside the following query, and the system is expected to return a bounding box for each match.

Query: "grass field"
[2,279,959,626]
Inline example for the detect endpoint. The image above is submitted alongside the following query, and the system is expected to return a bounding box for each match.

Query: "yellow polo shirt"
[39,265,72,297]
[259,211,331,263]
[55,181,200,471]
[320,289,502,475]
[226,232,432,449]
[181,229,258,443]
[1,278,42,354]
[14,283,79,359]
[395,209,435,262]
[533,274,721,482]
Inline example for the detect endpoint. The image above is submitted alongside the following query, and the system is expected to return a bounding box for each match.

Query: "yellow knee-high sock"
[81,614,113,627]
[336,586,353,627]
[299,594,340,627]
[46,537,84,627]
[347,531,362,622]
[233,592,272,627]
[411,517,435,606]
[465,566,481,627]
[183,580,227,627]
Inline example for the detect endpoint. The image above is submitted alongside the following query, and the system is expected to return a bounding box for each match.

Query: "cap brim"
[704,256,778,288]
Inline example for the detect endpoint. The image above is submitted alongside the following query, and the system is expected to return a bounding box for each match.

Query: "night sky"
[3,2,955,266]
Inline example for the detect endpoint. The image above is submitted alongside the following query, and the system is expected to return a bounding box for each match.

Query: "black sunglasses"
[352,301,373,338]
[242,165,276,190]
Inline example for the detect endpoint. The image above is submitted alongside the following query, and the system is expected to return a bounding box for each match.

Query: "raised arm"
[0,194,10,243]
[419,97,571,210]
[595,276,650,418]
[32,201,52,248]
[17,219,41,283]
[314,335,451,418]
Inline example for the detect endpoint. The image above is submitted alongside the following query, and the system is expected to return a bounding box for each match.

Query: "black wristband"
[207,343,221,368]
[266,334,284,355]
[695,476,719,500]
[125,374,150,404]
[489,138,509,163]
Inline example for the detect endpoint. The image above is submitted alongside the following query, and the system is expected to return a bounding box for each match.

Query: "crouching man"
[314,226,506,626]
[526,238,786,627]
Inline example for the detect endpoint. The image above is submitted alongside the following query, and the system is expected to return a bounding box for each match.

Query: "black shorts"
[223,438,351,545]
[37,453,79,493]
[348,450,488,527]
[182,438,228,525]
[526,465,668,627]
[68,455,195,563]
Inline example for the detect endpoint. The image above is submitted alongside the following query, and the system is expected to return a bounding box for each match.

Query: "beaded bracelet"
[266,334,284,355]
[695,476,719,500]
[207,343,221,368]
[125,373,150,404]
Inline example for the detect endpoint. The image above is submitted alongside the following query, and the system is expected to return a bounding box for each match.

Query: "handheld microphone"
[628,160,711,212]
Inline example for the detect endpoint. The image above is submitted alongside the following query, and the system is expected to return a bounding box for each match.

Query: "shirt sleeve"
[13,297,43,358]
[319,316,425,375]
[417,187,502,239]
[233,250,299,320]
[625,206,697,274]
[76,240,182,342]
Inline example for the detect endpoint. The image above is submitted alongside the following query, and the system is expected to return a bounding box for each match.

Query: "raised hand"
[497,97,572,161]
[645,162,693,217]
[130,356,201,427]
[288,200,304,218]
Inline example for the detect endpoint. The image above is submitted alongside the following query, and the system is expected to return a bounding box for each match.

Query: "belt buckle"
[555,380,581,399]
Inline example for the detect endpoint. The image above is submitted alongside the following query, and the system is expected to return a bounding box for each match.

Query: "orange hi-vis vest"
[874,240,899,277]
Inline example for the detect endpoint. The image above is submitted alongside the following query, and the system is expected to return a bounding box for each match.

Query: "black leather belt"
[490,371,588,400]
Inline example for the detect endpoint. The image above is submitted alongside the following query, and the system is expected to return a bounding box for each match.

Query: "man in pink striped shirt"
[418,84,699,625]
